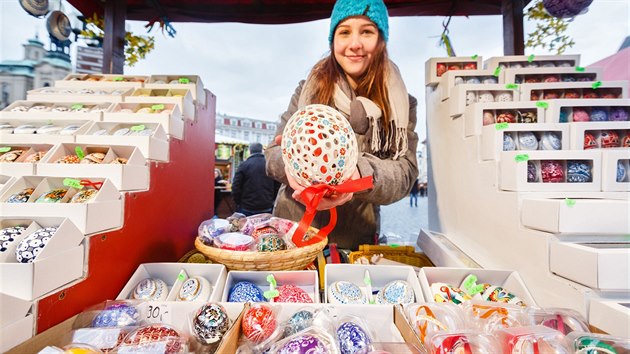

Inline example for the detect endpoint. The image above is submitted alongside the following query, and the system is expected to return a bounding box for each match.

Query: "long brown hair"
[309,35,391,134]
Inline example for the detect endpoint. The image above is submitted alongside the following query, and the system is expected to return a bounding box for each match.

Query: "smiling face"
[333,16,380,87]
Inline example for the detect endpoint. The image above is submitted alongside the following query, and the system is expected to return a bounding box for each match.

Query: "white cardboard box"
[425,56,483,87]
[450,84,520,118]
[0,144,54,177]
[0,217,85,300]
[416,229,482,269]
[103,103,184,139]
[483,54,581,71]
[26,87,133,103]
[0,101,111,121]
[37,143,150,191]
[602,150,630,192]
[545,98,630,123]
[500,150,602,191]
[324,264,424,304]
[124,88,195,121]
[117,263,228,303]
[550,240,630,290]
[521,198,630,234]
[519,81,628,101]
[418,267,537,307]
[502,66,602,84]
[55,74,147,89]
[0,119,91,144]
[588,298,630,338]
[569,122,630,150]
[222,270,319,303]
[438,69,500,101]
[481,123,569,161]
[76,121,169,162]
[0,293,34,353]
[0,176,123,235]
[145,75,205,105]
[464,101,545,137]
[0,174,15,193]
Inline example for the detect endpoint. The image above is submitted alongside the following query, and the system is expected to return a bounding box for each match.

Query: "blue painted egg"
[539,131,562,150]
[617,161,627,182]
[589,108,608,122]
[0,226,26,253]
[92,303,140,327]
[327,281,366,304]
[567,161,592,183]
[376,280,415,305]
[337,322,371,354]
[284,310,314,337]
[228,281,265,302]
[15,227,57,263]
[503,133,516,151]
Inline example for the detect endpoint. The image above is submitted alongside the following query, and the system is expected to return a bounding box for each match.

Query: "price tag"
[535,101,549,109]
[527,54,535,63]
[151,104,165,111]
[565,198,576,207]
[471,54,478,60]
[0,147,10,153]
[71,104,83,110]
[139,302,171,324]
[178,77,190,84]
[514,154,529,162]
[495,122,509,130]
[63,178,83,189]
[75,146,85,160]
[114,77,124,81]
[130,124,146,131]
[575,66,585,72]
[592,81,602,89]
[493,66,501,77]
[505,83,519,90]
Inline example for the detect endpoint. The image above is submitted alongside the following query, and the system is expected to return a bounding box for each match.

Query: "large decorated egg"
[599,130,620,148]
[6,187,34,203]
[541,160,565,183]
[0,226,26,253]
[130,278,168,301]
[583,132,598,149]
[376,280,415,305]
[176,276,211,302]
[503,134,516,151]
[15,227,57,263]
[276,284,313,303]
[617,161,627,182]
[257,234,287,252]
[193,303,231,344]
[566,161,592,183]
[241,304,277,343]
[337,322,371,354]
[539,131,562,150]
[92,302,140,327]
[284,310,314,337]
[121,324,183,354]
[277,334,329,354]
[610,107,629,121]
[228,281,265,302]
[327,281,366,304]
[281,104,358,186]
[516,132,539,150]
[482,285,526,307]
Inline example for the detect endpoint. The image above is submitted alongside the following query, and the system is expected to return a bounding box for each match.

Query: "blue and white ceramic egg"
[92,302,140,327]
[15,227,57,263]
[539,131,562,150]
[376,280,415,305]
[617,161,627,182]
[337,322,371,354]
[567,161,592,183]
[327,281,367,304]
[228,281,265,302]
[503,133,516,151]
[0,226,26,253]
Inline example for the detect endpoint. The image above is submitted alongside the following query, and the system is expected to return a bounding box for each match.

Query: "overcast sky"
[1,1,628,141]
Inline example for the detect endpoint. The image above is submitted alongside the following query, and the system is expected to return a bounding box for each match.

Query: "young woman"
[265,0,419,250]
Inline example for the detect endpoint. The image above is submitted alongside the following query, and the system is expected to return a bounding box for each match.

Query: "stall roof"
[67,0,523,24]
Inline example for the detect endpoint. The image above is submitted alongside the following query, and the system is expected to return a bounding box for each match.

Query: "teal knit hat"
[328,0,390,44]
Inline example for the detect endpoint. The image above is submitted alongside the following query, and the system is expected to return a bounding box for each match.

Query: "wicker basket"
[348,244,434,268]
[194,236,327,271]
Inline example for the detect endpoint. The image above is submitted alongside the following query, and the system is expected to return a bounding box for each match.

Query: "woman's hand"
[286,167,360,211]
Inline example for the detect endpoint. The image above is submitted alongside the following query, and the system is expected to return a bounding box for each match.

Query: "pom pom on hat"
[329,0,389,43]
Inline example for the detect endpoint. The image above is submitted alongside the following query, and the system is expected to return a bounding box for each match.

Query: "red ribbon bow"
[291,175,373,247]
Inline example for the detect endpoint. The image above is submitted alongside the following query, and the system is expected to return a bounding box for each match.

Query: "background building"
[215,112,277,146]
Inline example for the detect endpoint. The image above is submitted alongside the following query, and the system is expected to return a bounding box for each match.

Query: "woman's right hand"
[285,167,357,211]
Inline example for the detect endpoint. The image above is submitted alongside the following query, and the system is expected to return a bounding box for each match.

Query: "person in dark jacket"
[232,142,280,216]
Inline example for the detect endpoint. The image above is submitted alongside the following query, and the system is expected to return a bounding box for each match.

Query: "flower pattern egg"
[281,104,358,186]
[130,278,168,301]
[527,161,539,183]
[15,227,57,263]
[539,132,562,150]
[517,132,539,150]
[572,108,590,122]
[228,281,265,302]
[242,304,276,343]
[328,281,367,304]
[257,234,287,252]
[0,226,26,253]
[496,111,516,124]
[70,189,98,204]
[589,108,608,122]
[122,324,182,354]
[503,134,516,151]
[376,280,414,304]
[495,92,513,102]
[337,322,371,354]
[193,303,231,344]
[276,284,313,303]
[284,310,314,337]
[566,161,592,183]
[541,161,564,183]
[278,334,328,354]
[35,189,68,203]
[92,303,140,327]
[177,276,211,302]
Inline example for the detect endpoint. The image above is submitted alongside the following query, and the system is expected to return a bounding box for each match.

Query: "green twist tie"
[71,104,83,110]
[575,66,585,72]
[151,104,165,111]
[177,273,186,281]
[130,124,146,132]
[471,54,478,60]
[75,146,85,160]
[565,198,576,207]
[363,272,372,286]
[178,77,190,84]
[515,154,529,162]
[389,244,399,248]
[263,274,279,300]
[527,54,535,63]
[63,178,83,189]
[505,83,519,90]
[266,274,277,288]
[535,101,549,109]
[0,147,10,153]
[461,274,485,296]
[113,77,124,81]
[493,66,501,77]
[495,122,509,130]
[592,81,602,89]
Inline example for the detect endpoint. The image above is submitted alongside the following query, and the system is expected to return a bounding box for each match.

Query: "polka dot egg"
[0,226,26,253]
[15,227,57,263]
[281,104,358,186]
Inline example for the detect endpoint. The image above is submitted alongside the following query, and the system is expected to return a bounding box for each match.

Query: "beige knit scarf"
[297,60,409,160]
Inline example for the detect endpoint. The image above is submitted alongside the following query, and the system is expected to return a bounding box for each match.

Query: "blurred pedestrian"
[232,143,280,216]
[410,178,419,206]
[214,168,228,214]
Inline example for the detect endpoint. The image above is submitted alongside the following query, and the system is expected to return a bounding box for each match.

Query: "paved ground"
[380,195,429,250]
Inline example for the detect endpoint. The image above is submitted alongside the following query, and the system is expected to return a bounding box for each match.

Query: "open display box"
[55,74,148,89]
[464,101,545,137]
[324,264,423,304]
[37,143,149,191]
[103,102,184,139]
[588,298,630,338]
[125,88,195,121]
[545,98,630,124]
[499,150,602,192]
[483,54,580,71]
[418,267,537,307]
[450,84,520,118]
[117,263,228,303]
[0,100,111,121]
[26,87,133,103]
[0,144,53,176]
[0,293,34,353]
[222,270,320,303]
[519,81,628,102]
[0,176,123,235]
[480,123,569,161]
[0,217,84,300]
[438,69,500,101]
[0,119,91,144]
[502,66,602,85]
[76,121,169,162]
[144,75,205,105]
[425,56,483,86]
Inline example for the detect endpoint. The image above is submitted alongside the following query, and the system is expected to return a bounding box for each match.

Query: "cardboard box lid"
[0,293,32,325]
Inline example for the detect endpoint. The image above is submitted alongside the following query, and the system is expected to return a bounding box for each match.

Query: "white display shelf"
[55,74,147,88]
[0,144,53,177]
[602,150,630,192]
[0,119,91,144]
[26,87,133,103]
[463,101,546,136]
[0,101,111,121]
[125,88,195,121]
[568,121,630,150]
[483,54,581,71]
[480,123,569,161]
[417,229,481,269]
[425,56,483,86]
[0,293,34,353]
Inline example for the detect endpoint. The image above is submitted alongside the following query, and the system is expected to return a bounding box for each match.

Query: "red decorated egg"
[276,284,313,303]
[599,130,620,148]
[622,134,630,148]
[583,132,598,149]
[463,62,477,70]
[281,104,358,186]
[541,160,565,183]
[564,90,580,99]
[121,324,183,354]
[436,63,447,77]
[241,304,277,343]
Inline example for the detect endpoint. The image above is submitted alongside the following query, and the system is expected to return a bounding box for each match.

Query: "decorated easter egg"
[623,134,630,148]
[376,280,415,305]
[463,63,477,70]
[177,276,211,302]
[453,77,464,86]
[92,302,140,327]
[495,92,513,102]
[54,154,81,163]
[228,281,265,302]
[599,130,620,148]
[572,108,590,122]
[430,283,471,305]
[276,284,313,303]
[0,149,25,162]
[337,322,371,354]
[130,278,168,301]
[482,285,526,307]
[23,151,46,162]
[517,132,539,150]
[562,75,577,82]
[527,161,539,183]
[464,77,480,84]
[122,324,182,354]
[482,111,495,126]
[541,160,564,183]
[583,132,598,149]
[524,76,540,83]
[496,111,516,124]
[250,225,278,239]
[503,134,516,151]
[609,107,629,121]
[539,131,562,150]
[543,90,561,99]
[589,108,608,122]
[69,189,98,204]
[35,189,68,203]
[15,227,57,263]
[559,108,570,123]
[543,74,560,83]
[0,226,26,253]
[277,334,328,354]
[567,161,592,183]
[193,303,231,344]
[327,281,367,304]
[281,104,358,186]
[81,152,105,164]
[447,63,461,71]
[242,304,277,343]
[617,161,627,182]
[518,111,537,124]
[436,63,447,77]
[215,232,254,251]
[601,90,619,99]
[465,91,477,105]
[582,90,599,99]
[284,310,314,337]
[6,187,34,203]
[477,91,494,103]
[257,234,287,252]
